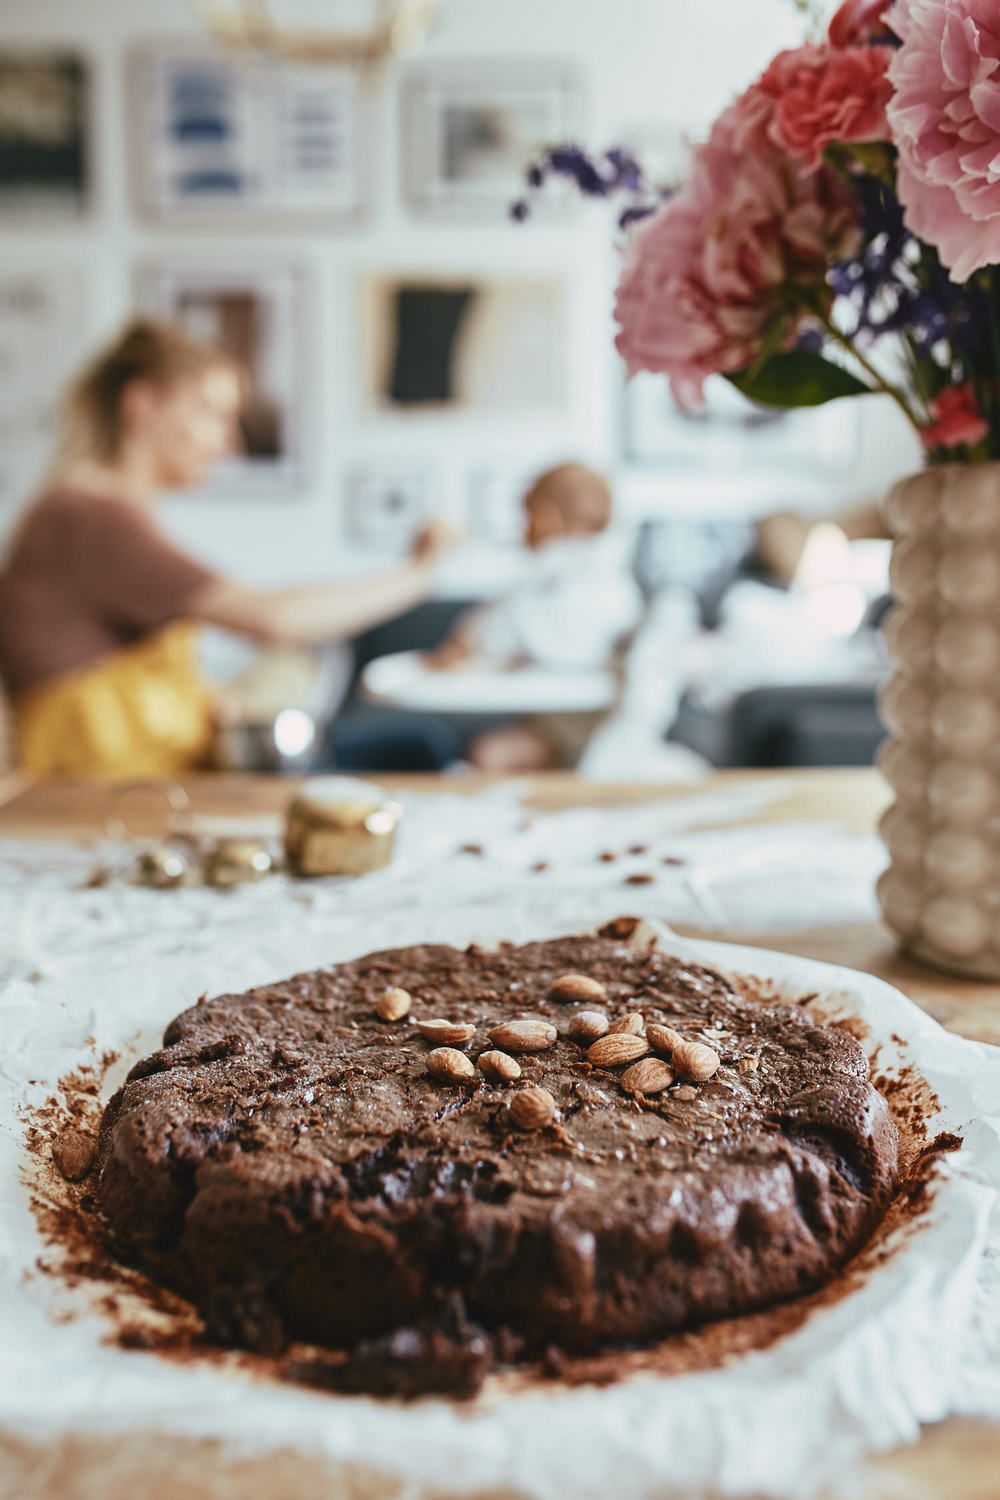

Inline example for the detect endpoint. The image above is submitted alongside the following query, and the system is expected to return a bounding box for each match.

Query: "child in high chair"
[429,462,644,772]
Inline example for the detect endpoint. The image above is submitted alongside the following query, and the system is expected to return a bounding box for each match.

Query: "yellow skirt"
[16,624,215,779]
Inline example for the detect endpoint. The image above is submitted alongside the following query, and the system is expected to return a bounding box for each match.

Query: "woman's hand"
[410,517,461,567]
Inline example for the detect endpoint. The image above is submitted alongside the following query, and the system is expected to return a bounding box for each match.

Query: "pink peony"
[614,101,859,408]
[888,0,1000,282]
[750,43,893,169]
[828,0,896,47]
[921,382,989,446]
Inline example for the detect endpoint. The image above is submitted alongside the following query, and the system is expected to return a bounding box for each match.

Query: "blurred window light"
[793,522,874,637]
[273,707,316,758]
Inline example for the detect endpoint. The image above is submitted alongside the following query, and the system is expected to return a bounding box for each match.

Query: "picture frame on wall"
[0,48,92,220]
[622,370,862,478]
[127,43,363,227]
[466,466,534,547]
[358,272,570,418]
[343,462,438,555]
[0,266,90,517]
[137,262,308,497]
[401,59,584,221]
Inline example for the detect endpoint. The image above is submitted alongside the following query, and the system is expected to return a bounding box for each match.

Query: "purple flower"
[514,142,665,222]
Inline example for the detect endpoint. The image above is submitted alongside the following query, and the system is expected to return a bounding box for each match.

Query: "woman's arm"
[188,524,453,646]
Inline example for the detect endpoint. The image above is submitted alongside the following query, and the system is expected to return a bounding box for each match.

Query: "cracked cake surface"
[96,922,900,1396]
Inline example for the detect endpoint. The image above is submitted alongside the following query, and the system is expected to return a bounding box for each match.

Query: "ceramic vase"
[877,463,1000,979]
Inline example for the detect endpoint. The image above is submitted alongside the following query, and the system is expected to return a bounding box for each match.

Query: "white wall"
[0,0,921,593]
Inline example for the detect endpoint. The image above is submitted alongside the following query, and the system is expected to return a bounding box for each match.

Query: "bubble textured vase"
[878,464,1000,978]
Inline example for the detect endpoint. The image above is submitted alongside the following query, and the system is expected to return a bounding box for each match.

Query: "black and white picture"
[360,274,569,415]
[344,463,437,553]
[139,264,307,496]
[466,466,534,546]
[130,45,361,224]
[0,268,89,515]
[0,49,90,218]
[402,60,583,219]
[622,371,861,478]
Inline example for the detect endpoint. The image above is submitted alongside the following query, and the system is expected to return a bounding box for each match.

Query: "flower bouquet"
[521,0,1000,976]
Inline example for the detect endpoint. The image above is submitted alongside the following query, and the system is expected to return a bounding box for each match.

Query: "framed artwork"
[359,273,570,416]
[0,267,89,516]
[128,43,362,225]
[622,371,862,478]
[401,59,584,220]
[0,49,91,219]
[343,462,437,554]
[466,466,534,546]
[137,263,308,497]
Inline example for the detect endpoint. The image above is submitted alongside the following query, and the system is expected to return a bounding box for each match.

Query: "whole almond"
[426,1047,476,1084]
[608,1012,645,1036]
[417,1017,476,1046]
[488,1018,557,1052]
[477,1049,522,1083]
[621,1057,675,1096]
[51,1129,96,1182]
[646,1023,720,1082]
[548,973,607,1004]
[509,1085,557,1130]
[586,1032,650,1068]
[568,1009,609,1044]
[672,1039,721,1083]
[646,1022,686,1055]
[375,986,412,1022]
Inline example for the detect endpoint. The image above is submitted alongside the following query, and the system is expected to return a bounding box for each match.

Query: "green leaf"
[726,351,872,408]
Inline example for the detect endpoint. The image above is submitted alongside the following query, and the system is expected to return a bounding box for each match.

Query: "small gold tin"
[285,777,401,877]
[132,846,190,890]
[204,838,275,889]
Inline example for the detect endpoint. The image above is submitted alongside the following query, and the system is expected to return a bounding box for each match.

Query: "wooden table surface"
[2,766,998,1500]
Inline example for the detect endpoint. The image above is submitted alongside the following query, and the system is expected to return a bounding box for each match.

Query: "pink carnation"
[751,43,893,169]
[921,382,989,447]
[888,0,1000,282]
[614,101,859,409]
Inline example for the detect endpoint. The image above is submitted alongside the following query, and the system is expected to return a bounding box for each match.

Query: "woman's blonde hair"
[56,317,237,467]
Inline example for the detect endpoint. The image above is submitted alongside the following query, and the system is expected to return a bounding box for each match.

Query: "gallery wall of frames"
[0,0,921,590]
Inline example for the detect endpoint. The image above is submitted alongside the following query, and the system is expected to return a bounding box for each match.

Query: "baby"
[430,463,643,770]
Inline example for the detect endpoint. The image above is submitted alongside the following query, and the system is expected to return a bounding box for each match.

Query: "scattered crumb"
[623,873,655,886]
[458,844,484,857]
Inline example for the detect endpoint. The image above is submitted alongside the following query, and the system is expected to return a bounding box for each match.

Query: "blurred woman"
[0,319,452,778]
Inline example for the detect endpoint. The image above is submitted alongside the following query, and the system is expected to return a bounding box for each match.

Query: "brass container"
[203,838,275,889]
[285,777,401,877]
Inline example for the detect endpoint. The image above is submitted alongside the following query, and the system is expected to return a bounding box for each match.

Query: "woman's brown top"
[0,487,216,695]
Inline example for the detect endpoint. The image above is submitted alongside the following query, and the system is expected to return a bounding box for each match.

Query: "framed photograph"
[466,466,534,546]
[622,371,862,478]
[359,273,570,417]
[138,263,308,497]
[128,43,362,226]
[343,462,437,554]
[0,267,90,516]
[401,59,584,220]
[0,48,91,219]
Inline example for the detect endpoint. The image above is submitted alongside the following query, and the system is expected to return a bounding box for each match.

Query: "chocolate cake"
[96,922,899,1396]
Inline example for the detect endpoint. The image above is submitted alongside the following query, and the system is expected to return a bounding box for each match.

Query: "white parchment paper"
[1,786,999,1499]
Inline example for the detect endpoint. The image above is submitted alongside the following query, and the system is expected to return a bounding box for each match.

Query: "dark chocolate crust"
[97,925,899,1395]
